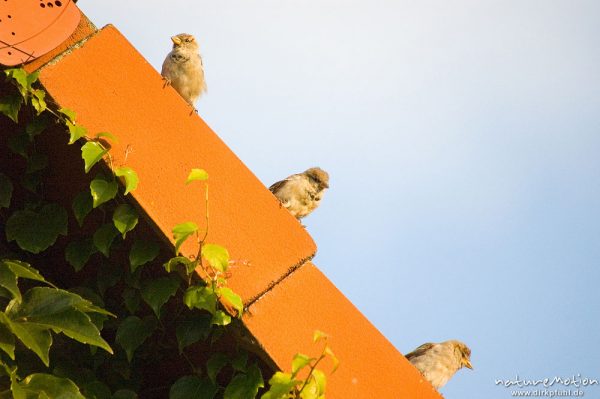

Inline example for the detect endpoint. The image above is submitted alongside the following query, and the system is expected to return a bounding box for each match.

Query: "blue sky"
[80,1,600,397]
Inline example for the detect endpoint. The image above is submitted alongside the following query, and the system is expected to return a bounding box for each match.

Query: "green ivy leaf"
[202,244,229,273]
[207,352,229,384]
[115,316,156,362]
[183,285,217,314]
[93,223,120,257]
[7,131,29,159]
[223,364,264,399]
[217,287,243,317]
[112,389,138,399]
[164,256,195,275]
[0,263,20,301]
[115,167,139,195]
[2,259,47,284]
[0,319,15,359]
[25,153,48,173]
[211,310,231,326]
[31,89,46,115]
[5,203,68,254]
[72,191,93,227]
[172,222,198,254]
[81,141,108,173]
[0,93,23,123]
[140,277,180,318]
[58,107,77,123]
[66,120,87,144]
[25,115,49,138]
[291,353,314,376]
[3,316,52,366]
[113,204,138,238]
[261,372,298,399]
[185,169,209,184]
[0,173,13,209]
[65,238,97,271]
[90,178,118,208]
[5,68,29,91]
[129,240,159,273]
[176,314,211,353]
[18,373,85,399]
[232,351,249,373]
[122,287,140,315]
[169,376,217,399]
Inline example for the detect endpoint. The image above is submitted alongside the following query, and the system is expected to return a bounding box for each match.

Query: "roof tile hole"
[55,0,62,6]
[47,2,54,8]
[40,3,45,7]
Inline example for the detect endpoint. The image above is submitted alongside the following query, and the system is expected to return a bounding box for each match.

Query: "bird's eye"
[185,38,191,42]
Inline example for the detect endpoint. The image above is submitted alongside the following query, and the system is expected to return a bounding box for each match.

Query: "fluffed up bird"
[405,340,473,390]
[269,167,329,220]
[161,33,207,106]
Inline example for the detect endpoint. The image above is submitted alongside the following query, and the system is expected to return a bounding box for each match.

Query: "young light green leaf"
[211,310,231,326]
[129,240,159,272]
[0,93,23,123]
[66,120,87,144]
[313,330,328,343]
[31,89,46,115]
[93,223,120,257]
[291,353,314,376]
[58,108,77,123]
[81,141,108,173]
[5,68,29,89]
[299,375,320,399]
[115,167,139,195]
[0,173,13,209]
[5,203,68,254]
[311,369,326,395]
[172,222,198,254]
[72,191,93,227]
[185,168,209,184]
[115,316,156,362]
[202,243,229,273]
[223,364,264,399]
[90,178,118,208]
[324,346,339,373]
[95,131,118,141]
[261,372,298,399]
[141,277,180,318]
[183,285,217,314]
[112,204,138,238]
[217,287,243,317]
[175,314,211,353]
[169,376,217,399]
[65,239,97,271]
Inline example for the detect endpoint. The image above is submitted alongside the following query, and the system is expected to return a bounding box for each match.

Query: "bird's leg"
[162,76,171,88]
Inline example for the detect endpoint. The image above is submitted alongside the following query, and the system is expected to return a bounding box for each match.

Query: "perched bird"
[405,340,473,390]
[161,33,206,106]
[269,167,329,220]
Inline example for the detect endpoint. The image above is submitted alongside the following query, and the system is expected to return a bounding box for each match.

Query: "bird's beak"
[171,36,182,46]
[322,182,329,189]
[464,359,473,370]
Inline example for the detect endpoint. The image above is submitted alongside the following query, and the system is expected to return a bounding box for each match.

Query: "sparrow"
[161,33,207,106]
[405,340,473,390]
[269,167,329,220]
